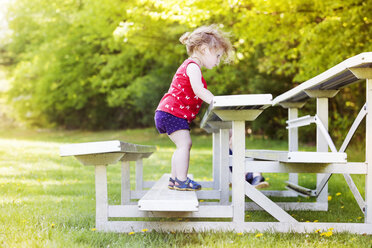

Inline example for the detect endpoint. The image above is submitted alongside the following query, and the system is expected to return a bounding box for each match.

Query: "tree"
[4,0,372,141]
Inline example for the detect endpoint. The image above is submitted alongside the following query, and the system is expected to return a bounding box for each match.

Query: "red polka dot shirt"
[156,59,207,123]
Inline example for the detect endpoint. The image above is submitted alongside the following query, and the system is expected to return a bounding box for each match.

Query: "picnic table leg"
[121,161,131,205]
[136,159,143,191]
[231,120,245,223]
[220,128,230,204]
[366,78,372,223]
[95,165,108,230]
[288,107,299,186]
[213,131,221,191]
[316,98,329,208]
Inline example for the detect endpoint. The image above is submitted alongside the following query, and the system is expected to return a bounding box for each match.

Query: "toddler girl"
[154,24,233,191]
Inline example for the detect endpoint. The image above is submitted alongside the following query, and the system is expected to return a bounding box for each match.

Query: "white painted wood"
[316,98,329,207]
[231,121,245,223]
[288,108,299,153]
[314,174,332,197]
[339,103,367,153]
[196,190,221,199]
[314,114,338,152]
[130,189,221,200]
[261,190,299,197]
[60,140,156,156]
[286,114,337,153]
[138,174,199,212]
[245,202,328,211]
[121,161,131,205]
[288,108,299,186]
[214,109,263,121]
[121,152,156,161]
[343,174,365,213]
[245,150,347,163]
[61,140,122,156]
[212,132,220,190]
[200,94,272,129]
[212,94,272,108]
[199,181,214,188]
[75,153,125,166]
[245,182,297,222]
[97,221,372,234]
[135,159,143,191]
[108,205,233,218]
[349,67,372,79]
[273,52,372,105]
[207,121,232,131]
[143,181,155,188]
[279,101,307,109]
[304,89,339,98]
[95,165,108,229]
[366,78,372,223]
[245,160,367,174]
[220,129,230,204]
[286,115,315,128]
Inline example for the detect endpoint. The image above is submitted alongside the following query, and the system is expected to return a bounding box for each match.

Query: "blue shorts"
[154,111,190,135]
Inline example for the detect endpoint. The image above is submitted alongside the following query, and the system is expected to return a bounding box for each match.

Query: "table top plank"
[273,52,372,105]
[200,94,272,132]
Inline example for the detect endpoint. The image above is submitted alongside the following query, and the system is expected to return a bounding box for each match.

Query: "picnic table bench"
[60,52,372,234]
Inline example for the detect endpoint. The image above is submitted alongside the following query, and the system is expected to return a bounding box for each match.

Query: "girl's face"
[201,47,223,69]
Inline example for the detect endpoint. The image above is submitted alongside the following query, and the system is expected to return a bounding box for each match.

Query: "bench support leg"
[232,121,245,222]
[213,132,220,190]
[121,161,131,205]
[288,108,299,187]
[366,78,372,223]
[95,165,108,229]
[316,98,329,208]
[220,128,230,204]
[136,159,143,191]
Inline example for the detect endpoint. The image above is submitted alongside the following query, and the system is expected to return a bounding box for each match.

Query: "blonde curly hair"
[179,24,233,63]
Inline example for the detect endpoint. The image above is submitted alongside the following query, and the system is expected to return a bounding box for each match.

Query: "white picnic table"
[59,52,372,234]
[202,52,372,233]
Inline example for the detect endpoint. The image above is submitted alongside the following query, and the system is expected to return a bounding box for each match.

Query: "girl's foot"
[168,177,175,190]
[174,177,201,191]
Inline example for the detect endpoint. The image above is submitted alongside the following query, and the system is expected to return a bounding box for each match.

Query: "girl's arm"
[187,63,214,104]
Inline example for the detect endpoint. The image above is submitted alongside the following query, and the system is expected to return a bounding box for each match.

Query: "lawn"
[0,127,371,247]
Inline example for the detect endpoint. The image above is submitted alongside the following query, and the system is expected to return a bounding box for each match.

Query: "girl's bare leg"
[168,129,192,181]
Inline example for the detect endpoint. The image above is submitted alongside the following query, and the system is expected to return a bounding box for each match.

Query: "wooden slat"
[245,161,367,174]
[138,174,199,212]
[200,94,272,131]
[108,205,233,218]
[60,140,156,156]
[245,182,297,223]
[273,52,372,105]
[98,221,372,234]
[245,150,347,163]
[212,94,272,108]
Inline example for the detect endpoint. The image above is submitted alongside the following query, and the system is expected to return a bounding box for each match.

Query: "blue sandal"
[174,177,201,191]
[168,177,175,190]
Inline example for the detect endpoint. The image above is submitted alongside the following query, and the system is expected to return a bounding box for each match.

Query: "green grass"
[0,127,371,247]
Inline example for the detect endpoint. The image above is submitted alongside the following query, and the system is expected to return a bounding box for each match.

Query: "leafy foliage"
[3,0,372,140]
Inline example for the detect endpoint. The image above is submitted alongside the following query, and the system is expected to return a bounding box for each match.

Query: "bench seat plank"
[138,174,199,212]
[60,140,156,157]
[60,140,156,166]
[245,150,347,163]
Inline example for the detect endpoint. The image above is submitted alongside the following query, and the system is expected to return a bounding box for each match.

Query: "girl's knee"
[179,139,192,150]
